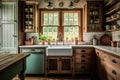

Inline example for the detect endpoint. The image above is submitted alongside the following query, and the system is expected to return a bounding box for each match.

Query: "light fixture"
[69,1,74,9]
[46,1,53,9]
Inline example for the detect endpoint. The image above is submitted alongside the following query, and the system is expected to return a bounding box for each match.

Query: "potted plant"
[38,34,47,45]
[47,36,52,45]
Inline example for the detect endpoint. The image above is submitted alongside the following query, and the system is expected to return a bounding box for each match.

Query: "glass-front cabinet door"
[84,1,103,32]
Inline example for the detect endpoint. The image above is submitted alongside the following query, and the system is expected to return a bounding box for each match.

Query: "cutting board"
[100,34,112,45]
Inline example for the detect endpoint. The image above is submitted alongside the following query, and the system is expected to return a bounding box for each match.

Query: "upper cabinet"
[23,1,38,33]
[104,0,120,31]
[84,1,103,32]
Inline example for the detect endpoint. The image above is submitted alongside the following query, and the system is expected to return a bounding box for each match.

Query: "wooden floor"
[13,77,96,80]
[13,75,98,80]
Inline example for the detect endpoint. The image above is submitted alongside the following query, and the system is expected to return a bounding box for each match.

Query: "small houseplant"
[47,36,52,45]
[38,34,47,45]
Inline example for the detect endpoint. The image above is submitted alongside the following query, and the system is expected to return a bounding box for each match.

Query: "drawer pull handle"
[112,59,117,63]
[97,52,99,55]
[81,60,85,62]
[81,50,85,52]
[112,70,117,75]
[81,55,85,58]
[111,78,115,80]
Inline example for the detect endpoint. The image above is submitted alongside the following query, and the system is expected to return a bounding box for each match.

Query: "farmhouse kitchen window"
[40,9,83,42]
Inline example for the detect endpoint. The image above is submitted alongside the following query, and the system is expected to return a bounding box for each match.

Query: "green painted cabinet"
[21,47,45,74]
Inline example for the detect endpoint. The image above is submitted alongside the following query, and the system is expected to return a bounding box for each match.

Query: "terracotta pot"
[41,41,45,45]
[75,40,78,45]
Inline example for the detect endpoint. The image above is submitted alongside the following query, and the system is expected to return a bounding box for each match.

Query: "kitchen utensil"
[100,34,112,45]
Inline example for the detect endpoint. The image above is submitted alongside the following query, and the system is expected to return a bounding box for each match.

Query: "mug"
[111,41,117,47]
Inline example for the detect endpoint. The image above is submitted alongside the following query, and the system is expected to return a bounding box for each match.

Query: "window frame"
[39,9,83,42]
[62,11,80,40]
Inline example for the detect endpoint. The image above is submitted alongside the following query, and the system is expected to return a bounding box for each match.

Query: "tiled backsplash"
[26,32,111,45]
[26,33,39,45]
[112,31,120,41]
[83,32,111,45]
[26,31,120,45]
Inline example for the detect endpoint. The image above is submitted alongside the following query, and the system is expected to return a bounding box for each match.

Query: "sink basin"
[48,45,71,49]
[47,45,72,56]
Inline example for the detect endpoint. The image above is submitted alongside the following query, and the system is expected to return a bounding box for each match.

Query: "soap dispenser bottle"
[92,35,97,45]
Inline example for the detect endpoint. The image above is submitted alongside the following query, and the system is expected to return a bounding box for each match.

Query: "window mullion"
[48,13,50,25]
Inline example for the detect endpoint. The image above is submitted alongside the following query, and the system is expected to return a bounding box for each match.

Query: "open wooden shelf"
[106,17,120,23]
[105,0,119,6]
[105,7,120,15]
[106,28,120,32]
[24,29,35,32]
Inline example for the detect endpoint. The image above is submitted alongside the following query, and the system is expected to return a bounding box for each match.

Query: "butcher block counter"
[0,53,30,80]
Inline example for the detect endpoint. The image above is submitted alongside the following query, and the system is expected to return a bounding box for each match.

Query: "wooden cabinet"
[84,1,103,32]
[104,0,120,31]
[95,49,107,80]
[95,49,120,80]
[23,1,38,33]
[73,47,95,74]
[46,56,73,75]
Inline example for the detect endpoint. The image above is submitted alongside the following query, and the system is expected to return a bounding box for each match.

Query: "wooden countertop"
[0,53,30,71]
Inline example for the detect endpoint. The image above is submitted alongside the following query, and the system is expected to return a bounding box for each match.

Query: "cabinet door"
[0,2,18,53]
[47,57,59,73]
[96,49,109,80]
[84,1,103,32]
[23,1,38,33]
[60,57,73,73]
[26,53,44,74]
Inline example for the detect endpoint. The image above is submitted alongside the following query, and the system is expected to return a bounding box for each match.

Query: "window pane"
[74,13,78,25]
[44,13,48,25]
[43,27,57,40]
[63,12,79,41]
[64,26,78,40]
[42,12,59,40]
[54,13,58,25]
[49,13,53,25]
[64,13,68,25]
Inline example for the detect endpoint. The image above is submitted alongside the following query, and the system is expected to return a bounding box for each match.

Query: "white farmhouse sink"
[46,45,72,56]
[48,45,72,49]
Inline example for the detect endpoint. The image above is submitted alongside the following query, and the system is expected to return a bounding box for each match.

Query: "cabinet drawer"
[21,48,45,53]
[74,48,94,54]
[104,52,120,69]
[75,63,91,72]
[75,54,92,59]
[105,63,120,80]
[107,76,116,80]
[75,58,92,63]
[105,64,116,80]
